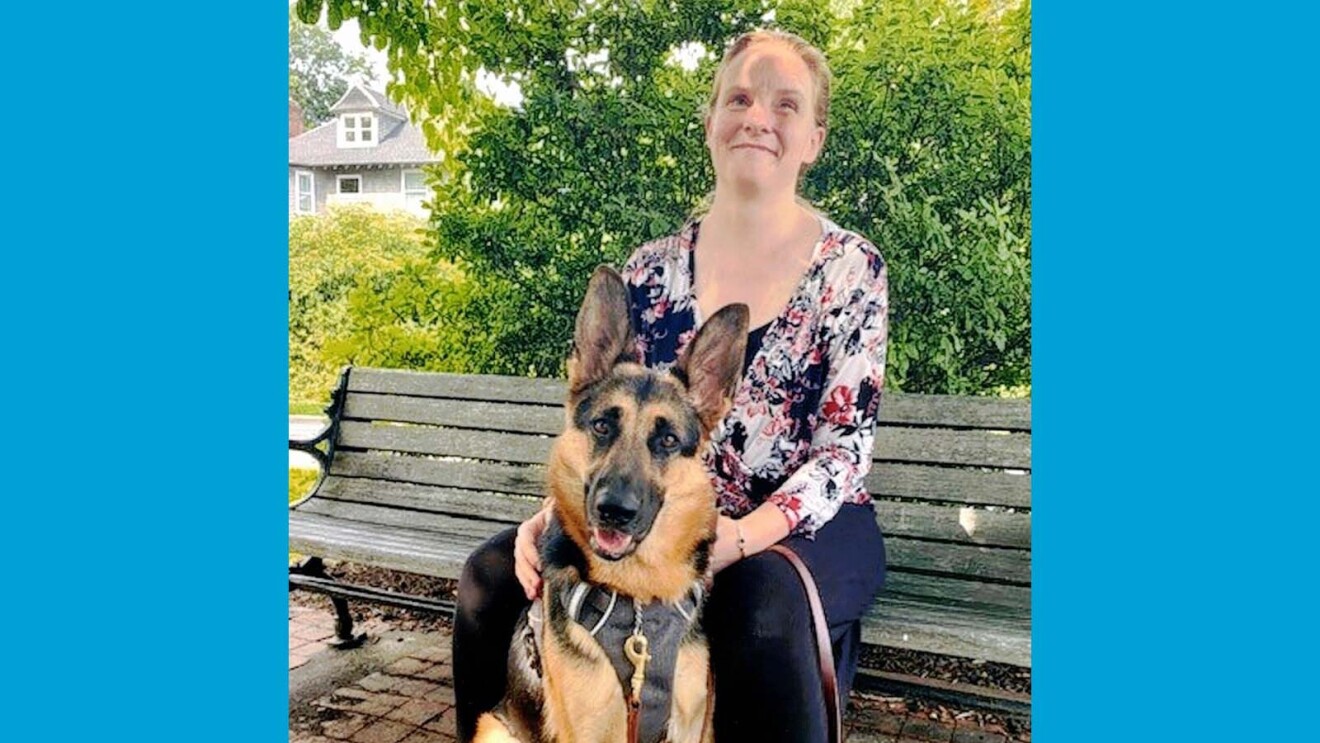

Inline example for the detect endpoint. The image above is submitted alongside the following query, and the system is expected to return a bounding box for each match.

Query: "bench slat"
[290,513,477,578]
[343,393,562,435]
[347,367,1030,430]
[870,464,1029,508]
[876,428,1029,469]
[348,367,567,406]
[886,536,1029,584]
[313,474,1029,549]
[881,394,1029,431]
[330,452,545,497]
[884,572,1030,612]
[338,420,552,465]
[296,500,508,541]
[339,397,1030,469]
[864,598,1031,666]
[315,478,542,524]
[877,501,1029,548]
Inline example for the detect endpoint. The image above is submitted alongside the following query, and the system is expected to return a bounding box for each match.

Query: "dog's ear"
[673,303,749,432]
[568,266,638,395]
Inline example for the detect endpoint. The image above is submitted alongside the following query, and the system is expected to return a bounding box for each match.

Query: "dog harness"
[528,580,705,743]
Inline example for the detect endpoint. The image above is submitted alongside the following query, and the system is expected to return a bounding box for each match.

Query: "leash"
[625,597,649,743]
[767,544,842,743]
[623,597,715,743]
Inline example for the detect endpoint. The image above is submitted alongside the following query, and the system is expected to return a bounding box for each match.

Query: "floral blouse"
[620,215,889,537]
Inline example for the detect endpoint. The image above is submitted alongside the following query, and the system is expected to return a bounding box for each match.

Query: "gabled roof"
[328,83,407,121]
[289,85,439,168]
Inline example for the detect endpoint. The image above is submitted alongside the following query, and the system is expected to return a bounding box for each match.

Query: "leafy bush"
[289,204,527,403]
[322,257,540,375]
[289,205,433,404]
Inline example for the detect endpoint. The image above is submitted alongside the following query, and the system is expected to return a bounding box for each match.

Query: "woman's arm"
[765,247,889,538]
[710,244,889,568]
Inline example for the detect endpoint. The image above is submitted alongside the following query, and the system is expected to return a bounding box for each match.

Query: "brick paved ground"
[289,603,1028,743]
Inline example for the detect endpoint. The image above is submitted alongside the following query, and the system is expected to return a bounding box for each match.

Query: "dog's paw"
[473,713,522,743]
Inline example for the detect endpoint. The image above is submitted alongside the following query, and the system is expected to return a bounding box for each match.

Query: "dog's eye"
[659,433,681,450]
[591,418,611,437]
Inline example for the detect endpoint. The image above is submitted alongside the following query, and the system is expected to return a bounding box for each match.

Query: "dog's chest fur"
[533,524,707,743]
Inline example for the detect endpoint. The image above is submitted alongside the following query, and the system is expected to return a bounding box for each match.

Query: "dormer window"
[338,114,376,148]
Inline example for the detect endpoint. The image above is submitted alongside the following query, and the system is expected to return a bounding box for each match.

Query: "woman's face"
[705,42,825,198]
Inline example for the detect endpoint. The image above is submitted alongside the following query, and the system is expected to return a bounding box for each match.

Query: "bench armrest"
[289,419,333,449]
[290,416,335,490]
[290,440,330,471]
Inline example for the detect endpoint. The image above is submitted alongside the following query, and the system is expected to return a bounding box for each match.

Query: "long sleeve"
[765,247,888,537]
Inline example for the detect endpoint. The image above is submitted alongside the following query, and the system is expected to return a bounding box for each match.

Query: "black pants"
[452,503,886,743]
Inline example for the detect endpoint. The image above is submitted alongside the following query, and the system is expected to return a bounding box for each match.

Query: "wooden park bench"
[290,366,1031,713]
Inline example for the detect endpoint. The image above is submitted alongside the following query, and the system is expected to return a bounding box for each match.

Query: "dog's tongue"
[593,527,633,557]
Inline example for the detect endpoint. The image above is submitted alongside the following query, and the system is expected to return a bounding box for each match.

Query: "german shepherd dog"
[473,266,748,743]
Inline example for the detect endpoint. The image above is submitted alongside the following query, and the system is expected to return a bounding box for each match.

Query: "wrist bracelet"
[735,521,748,559]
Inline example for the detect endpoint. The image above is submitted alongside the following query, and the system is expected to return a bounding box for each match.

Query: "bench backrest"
[301,366,1030,648]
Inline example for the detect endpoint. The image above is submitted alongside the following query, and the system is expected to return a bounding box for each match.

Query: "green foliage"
[289,6,376,126]
[289,205,433,403]
[289,205,518,403]
[290,468,319,504]
[867,166,1030,394]
[323,257,531,375]
[813,0,1032,393]
[295,0,1031,394]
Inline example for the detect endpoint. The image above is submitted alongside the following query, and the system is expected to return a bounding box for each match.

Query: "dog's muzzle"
[587,473,651,560]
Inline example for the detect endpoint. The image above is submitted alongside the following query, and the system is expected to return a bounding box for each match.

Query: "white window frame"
[295,170,315,214]
[402,168,428,204]
[337,174,363,195]
[337,113,376,148]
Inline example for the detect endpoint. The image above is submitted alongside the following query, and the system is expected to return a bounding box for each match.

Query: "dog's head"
[551,266,748,566]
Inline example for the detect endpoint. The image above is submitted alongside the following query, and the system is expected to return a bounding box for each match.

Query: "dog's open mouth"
[590,526,636,560]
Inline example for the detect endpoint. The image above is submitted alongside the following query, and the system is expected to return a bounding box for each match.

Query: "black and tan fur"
[474,266,748,743]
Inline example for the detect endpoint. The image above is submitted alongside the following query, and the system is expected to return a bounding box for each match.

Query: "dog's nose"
[593,476,641,527]
[596,498,639,527]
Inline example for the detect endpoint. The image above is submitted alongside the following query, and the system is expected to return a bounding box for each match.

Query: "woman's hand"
[710,515,744,574]
[710,505,793,575]
[515,505,552,600]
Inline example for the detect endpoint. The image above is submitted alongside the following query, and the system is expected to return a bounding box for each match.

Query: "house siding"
[290,166,427,219]
[315,170,337,213]
[363,169,401,193]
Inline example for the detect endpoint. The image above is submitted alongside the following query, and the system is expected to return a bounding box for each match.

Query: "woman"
[455,30,888,742]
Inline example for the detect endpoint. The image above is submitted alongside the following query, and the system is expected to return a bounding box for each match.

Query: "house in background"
[289,84,440,219]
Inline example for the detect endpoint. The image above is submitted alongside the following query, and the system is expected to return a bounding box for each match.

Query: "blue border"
[8,1,1320,741]
[4,5,287,740]
[1036,2,1318,740]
